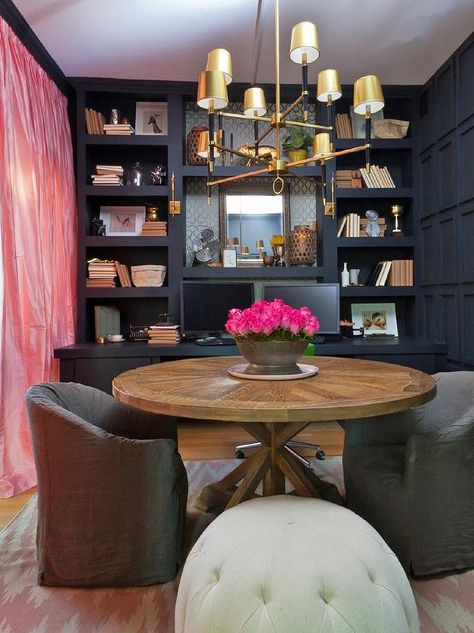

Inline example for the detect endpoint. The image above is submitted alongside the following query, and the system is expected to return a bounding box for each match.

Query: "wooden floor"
[0,421,343,530]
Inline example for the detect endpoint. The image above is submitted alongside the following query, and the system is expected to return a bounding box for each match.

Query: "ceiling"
[12,0,474,85]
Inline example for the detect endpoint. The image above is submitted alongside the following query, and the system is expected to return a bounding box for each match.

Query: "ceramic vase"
[236,339,309,375]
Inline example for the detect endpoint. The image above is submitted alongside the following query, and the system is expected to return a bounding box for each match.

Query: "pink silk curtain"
[0,17,77,497]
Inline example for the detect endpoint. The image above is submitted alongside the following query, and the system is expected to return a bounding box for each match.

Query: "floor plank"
[0,421,343,529]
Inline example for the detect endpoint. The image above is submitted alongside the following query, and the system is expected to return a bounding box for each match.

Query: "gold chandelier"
[196,0,384,214]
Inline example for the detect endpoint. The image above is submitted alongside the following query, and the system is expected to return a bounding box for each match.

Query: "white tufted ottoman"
[175,496,419,633]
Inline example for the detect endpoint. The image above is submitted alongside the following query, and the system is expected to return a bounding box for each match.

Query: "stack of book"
[337,213,361,237]
[114,261,133,287]
[103,123,135,135]
[360,165,396,188]
[366,259,414,286]
[91,165,124,186]
[336,170,362,188]
[87,259,117,287]
[140,221,168,236]
[148,324,181,345]
[335,113,353,138]
[360,217,387,237]
[85,108,106,134]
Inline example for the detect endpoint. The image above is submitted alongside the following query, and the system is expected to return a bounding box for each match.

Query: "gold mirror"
[219,183,290,258]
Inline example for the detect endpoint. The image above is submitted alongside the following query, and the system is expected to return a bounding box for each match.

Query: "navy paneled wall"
[417,34,474,367]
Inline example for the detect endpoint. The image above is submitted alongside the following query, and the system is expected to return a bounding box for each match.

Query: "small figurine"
[150,164,167,185]
[91,217,106,236]
[365,209,380,237]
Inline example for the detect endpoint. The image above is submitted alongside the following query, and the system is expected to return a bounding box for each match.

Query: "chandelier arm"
[285,120,332,131]
[221,112,272,123]
[286,143,370,168]
[302,61,309,122]
[207,166,269,187]
[255,124,274,146]
[280,94,304,121]
[275,0,281,159]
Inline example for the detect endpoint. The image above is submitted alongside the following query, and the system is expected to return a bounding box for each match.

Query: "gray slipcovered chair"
[26,382,188,587]
[342,371,474,576]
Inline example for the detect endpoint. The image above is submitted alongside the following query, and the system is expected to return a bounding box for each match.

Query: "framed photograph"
[222,248,237,268]
[351,302,398,336]
[99,206,146,236]
[350,107,384,139]
[135,102,167,135]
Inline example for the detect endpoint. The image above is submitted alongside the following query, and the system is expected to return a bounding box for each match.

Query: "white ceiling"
[13,0,474,85]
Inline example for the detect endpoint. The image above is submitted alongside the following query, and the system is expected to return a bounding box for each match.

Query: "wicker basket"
[131,265,166,287]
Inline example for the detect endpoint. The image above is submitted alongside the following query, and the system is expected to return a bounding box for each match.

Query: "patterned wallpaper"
[184,103,319,257]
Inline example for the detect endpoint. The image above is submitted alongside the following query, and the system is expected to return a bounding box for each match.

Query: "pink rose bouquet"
[225,299,320,341]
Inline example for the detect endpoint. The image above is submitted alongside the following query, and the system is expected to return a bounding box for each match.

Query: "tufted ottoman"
[175,496,419,633]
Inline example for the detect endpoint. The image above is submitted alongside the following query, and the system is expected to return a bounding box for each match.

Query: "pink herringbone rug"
[1,459,473,633]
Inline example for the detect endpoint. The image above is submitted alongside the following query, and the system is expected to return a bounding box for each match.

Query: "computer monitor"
[180,280,255,337]
[262,283,340,335]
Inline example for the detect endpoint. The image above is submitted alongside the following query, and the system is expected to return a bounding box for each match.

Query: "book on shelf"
[336,212,361,237]
[103,123,135,135]
[148,324,181,345]
[91,174,123,186]
[365,259,414,286]
[140,221,168,236]
[335,113,353,138]
[85,108,106,135]
[96,165,124,176]
[236,258,264,267]
[336,169,362,188]
[94,305,120,339]
[360,165,396,188]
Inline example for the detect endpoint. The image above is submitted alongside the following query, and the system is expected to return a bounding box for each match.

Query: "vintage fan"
[191,227,220,265]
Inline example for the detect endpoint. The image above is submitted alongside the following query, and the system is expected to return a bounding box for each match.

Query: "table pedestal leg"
[193,420,344,513]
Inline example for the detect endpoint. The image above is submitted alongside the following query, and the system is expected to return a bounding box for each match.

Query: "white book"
[382,166,396,187]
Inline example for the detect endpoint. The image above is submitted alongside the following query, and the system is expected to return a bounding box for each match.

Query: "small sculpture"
[128,162,145,186]
[391,204,405,237]
[150,164,167,185]
[91,217,106,236]
[365,210,381,237]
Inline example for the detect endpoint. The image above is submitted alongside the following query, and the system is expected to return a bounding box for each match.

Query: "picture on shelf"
[351,302,398,336]
[99,206,146,236]
[135,102,167,135]
[350,107,384,139]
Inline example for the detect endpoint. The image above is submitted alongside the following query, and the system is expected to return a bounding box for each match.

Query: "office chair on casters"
[235,440,326,466]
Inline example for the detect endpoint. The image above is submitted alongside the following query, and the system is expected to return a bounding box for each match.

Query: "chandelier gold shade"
[197,70,229,110]
[289,21,320,64]
[313,133,332,158]
[206,48,233,85]
[317,69,342,102]
[244,87,267,116]
[353,74,384,114]
[197,131,220,158]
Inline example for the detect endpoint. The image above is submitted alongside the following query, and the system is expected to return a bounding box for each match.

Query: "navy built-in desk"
[54,338,448,395]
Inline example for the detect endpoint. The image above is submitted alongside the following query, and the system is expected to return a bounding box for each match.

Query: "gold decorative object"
[287,225,316,266]
[237,144,277,165]
[146,206,159,221]
[186,125,208,165]
[195,0,384,209]
[270,234,285,266]
[168,172,181,216]
[390,204,405,237]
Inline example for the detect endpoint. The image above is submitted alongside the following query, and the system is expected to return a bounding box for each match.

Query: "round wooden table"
[113,356,436,511]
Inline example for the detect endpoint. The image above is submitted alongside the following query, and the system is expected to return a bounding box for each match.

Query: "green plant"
[282,124,312,152]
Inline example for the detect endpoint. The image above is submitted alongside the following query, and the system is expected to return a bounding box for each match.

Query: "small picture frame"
[222,248,237,268]
[99,206,146,236]
[135,102,167,135]
[351,302,398,336]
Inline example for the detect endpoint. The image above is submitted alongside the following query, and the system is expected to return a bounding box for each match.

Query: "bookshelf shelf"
[340,287,416,297]
[181,266,326,279]
[85,236,169,247]
[336,188,413,198]
[84,185,169,197]
[85,287,170,298]
[337,237,415,248]
[84,134,169,146]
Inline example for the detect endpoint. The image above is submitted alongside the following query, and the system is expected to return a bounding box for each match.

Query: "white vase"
[341,262,350,287]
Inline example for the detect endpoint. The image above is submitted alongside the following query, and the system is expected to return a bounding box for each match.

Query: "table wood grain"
[112,356,436,424]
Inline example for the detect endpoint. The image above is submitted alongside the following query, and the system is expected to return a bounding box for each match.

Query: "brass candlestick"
[390,204,404,237]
